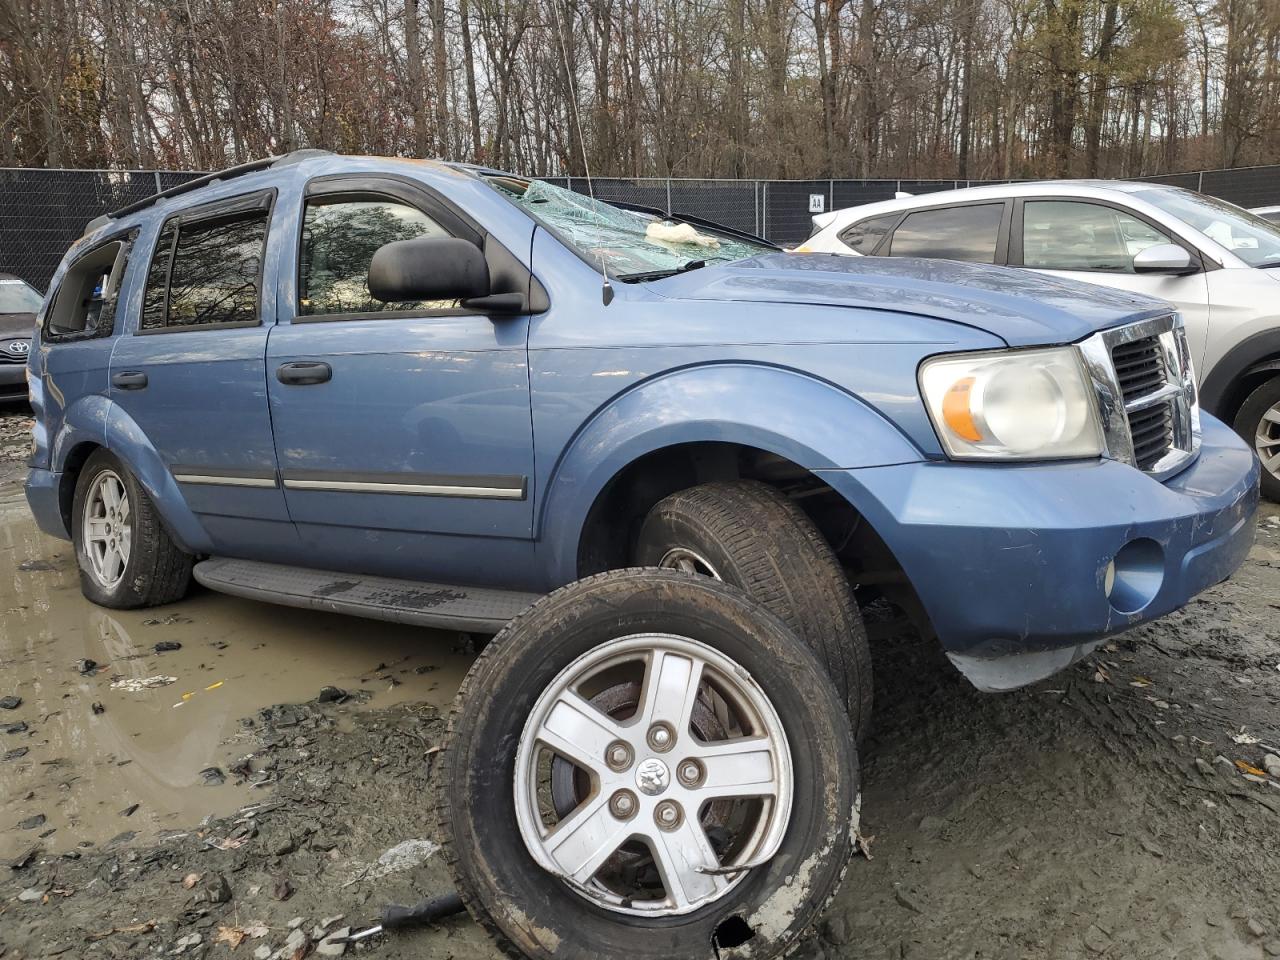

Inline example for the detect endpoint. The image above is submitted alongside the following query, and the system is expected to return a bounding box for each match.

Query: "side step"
[193,557,542,634]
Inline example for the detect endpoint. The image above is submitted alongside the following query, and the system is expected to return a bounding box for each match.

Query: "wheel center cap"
[635,758,670,796]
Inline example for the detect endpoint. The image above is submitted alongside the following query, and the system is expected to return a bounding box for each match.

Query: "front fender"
[101,401,213,554]
[537,363,924,584]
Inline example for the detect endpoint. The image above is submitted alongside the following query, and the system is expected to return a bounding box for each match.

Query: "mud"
[1,404,1279,960]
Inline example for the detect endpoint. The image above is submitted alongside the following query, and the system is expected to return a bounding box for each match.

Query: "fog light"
[1105,539,1165,615]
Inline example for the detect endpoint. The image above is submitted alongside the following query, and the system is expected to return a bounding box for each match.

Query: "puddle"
[0,467,474,857]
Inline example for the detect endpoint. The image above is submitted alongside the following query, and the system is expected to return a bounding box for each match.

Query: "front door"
[265,176,536,587]
[109,190,293,555]
[1014,198,1211,366]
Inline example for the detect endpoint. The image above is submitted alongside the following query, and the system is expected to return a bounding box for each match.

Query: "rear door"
[264,174,536,585]
[108,190,293,553]
[1010,198,1211,364]
[876,201,1012,264]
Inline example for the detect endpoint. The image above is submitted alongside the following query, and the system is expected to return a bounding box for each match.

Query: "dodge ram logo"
[4,340,30,357]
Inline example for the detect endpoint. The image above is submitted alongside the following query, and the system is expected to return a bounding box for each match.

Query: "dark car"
[0,273,42,402]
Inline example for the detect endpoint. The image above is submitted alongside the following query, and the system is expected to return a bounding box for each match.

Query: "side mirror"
[368,237,490,302]
[1132,243,1196,275]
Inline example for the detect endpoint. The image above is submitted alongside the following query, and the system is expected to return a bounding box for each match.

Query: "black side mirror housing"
[368,237,490,303]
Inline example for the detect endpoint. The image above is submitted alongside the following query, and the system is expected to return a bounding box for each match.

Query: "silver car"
[803,181,1280,498]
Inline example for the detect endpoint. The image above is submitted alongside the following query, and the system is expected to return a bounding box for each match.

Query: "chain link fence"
[4,165,1279,292]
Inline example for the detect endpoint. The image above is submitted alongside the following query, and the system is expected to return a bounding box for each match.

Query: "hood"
[0,313,36,339]
[650,253,1171,347]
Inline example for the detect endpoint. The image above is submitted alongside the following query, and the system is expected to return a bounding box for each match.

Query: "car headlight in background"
[919,347,1104,460]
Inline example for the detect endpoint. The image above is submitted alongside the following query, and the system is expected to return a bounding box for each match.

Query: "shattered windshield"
[1135,188,1280,268]
[485,175,773,279]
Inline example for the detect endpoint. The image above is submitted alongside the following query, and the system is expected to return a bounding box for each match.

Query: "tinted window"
[300,198,452,315]
[888,204,1003,262]
[141,211,268,330]
[1022,201,1171,273]
[839,213,898,254]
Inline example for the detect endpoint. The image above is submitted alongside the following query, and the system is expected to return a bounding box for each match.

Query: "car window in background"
[839,213,898,254]
[1135,188,1280,267]
[0,278,43,313]
[887,204,1003,262]
[300,197,455,315]
[1022,200,1171,273]
[142,209,269,330]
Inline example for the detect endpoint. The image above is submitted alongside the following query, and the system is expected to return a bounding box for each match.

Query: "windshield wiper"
[617,258,728,282]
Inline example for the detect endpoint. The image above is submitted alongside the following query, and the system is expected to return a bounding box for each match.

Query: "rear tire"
[438,570,857,960]
[635,480,873,742]
[72,449,193,609]
[1233,376,1280,502]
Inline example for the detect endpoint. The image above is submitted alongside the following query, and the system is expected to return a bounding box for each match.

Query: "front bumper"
[833,413,1259,691]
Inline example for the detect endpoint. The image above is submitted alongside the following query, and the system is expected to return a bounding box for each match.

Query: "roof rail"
[83,149,333,235]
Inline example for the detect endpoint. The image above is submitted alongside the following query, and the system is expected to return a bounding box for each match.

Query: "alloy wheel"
[513,633,793,917]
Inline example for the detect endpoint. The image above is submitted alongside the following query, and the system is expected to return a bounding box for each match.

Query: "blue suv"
[24,151,1258,729]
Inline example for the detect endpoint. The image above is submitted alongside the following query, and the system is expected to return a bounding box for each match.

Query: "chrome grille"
[1078,315,1200,480]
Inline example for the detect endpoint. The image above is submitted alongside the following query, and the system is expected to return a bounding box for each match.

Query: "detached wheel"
[438,570,857,960]
[72,449,193,608]
[1235,376,1280,502]
[635,480,873,742]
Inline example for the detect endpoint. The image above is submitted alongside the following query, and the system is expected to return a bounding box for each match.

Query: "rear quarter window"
[838,213,899,254]
[44,232,137,342]
[888,204,1003,263]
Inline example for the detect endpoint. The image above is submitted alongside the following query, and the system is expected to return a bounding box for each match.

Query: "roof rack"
[83,149,333,234]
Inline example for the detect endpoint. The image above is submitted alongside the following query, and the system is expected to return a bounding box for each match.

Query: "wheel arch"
[1201,328,1280,421]
[535,363,924,587]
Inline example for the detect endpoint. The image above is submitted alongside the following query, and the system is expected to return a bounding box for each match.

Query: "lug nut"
[605,741,633,771]
[609,789,638,820]
[647,722,675,752]
[654,800,682,831]
[676,759,704,787]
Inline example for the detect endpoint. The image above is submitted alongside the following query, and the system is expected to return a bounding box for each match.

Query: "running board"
[193,557,542,633]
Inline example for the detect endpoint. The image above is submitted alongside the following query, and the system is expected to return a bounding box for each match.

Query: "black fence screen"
[3,164,1279,291]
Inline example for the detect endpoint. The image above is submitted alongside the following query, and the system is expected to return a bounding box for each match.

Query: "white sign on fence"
[808,194,825,213]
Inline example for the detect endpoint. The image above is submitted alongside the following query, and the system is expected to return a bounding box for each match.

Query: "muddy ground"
[1,403,1278,960]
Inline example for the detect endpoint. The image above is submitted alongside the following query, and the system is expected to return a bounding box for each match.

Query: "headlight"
[919,347,1104,460]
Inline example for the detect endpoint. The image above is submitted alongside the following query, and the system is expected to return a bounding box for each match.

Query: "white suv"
[802,181,1280,498]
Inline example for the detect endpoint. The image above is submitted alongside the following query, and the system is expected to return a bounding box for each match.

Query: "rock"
[119,803,139,817]
[1249,918,1269,938]
[174,932,203,952]
[1084,925,1111,953]
[317,686,348,703]
[275,928,308,960]
[1264,941,1280,958]
[271,833,299,856]
[202,873,233,904]
[75,658,97,675]
[17,814,46,830]
[18,886,44,902]
[1195,758,1215,776]
[287,918,306,930]
[154,641,182,653]
[4,746,29,761]
[254,947,272,960]
[0,696,21,710]
[273,877,294,901]
[893,885,924,914]
[822,913,853,946]
[4,720,27,733]
[316,928,350,957]
[10,846,39,870]
[1264,754,1280,779]
[200,767,226,786]
[91,702,105,715]
[1140,837,1165,857]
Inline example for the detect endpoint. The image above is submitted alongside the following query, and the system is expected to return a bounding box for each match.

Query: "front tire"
[438,570,857,960]
[635,480,873,742]
[1233,376,1280,502]
[72,450,193,608]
